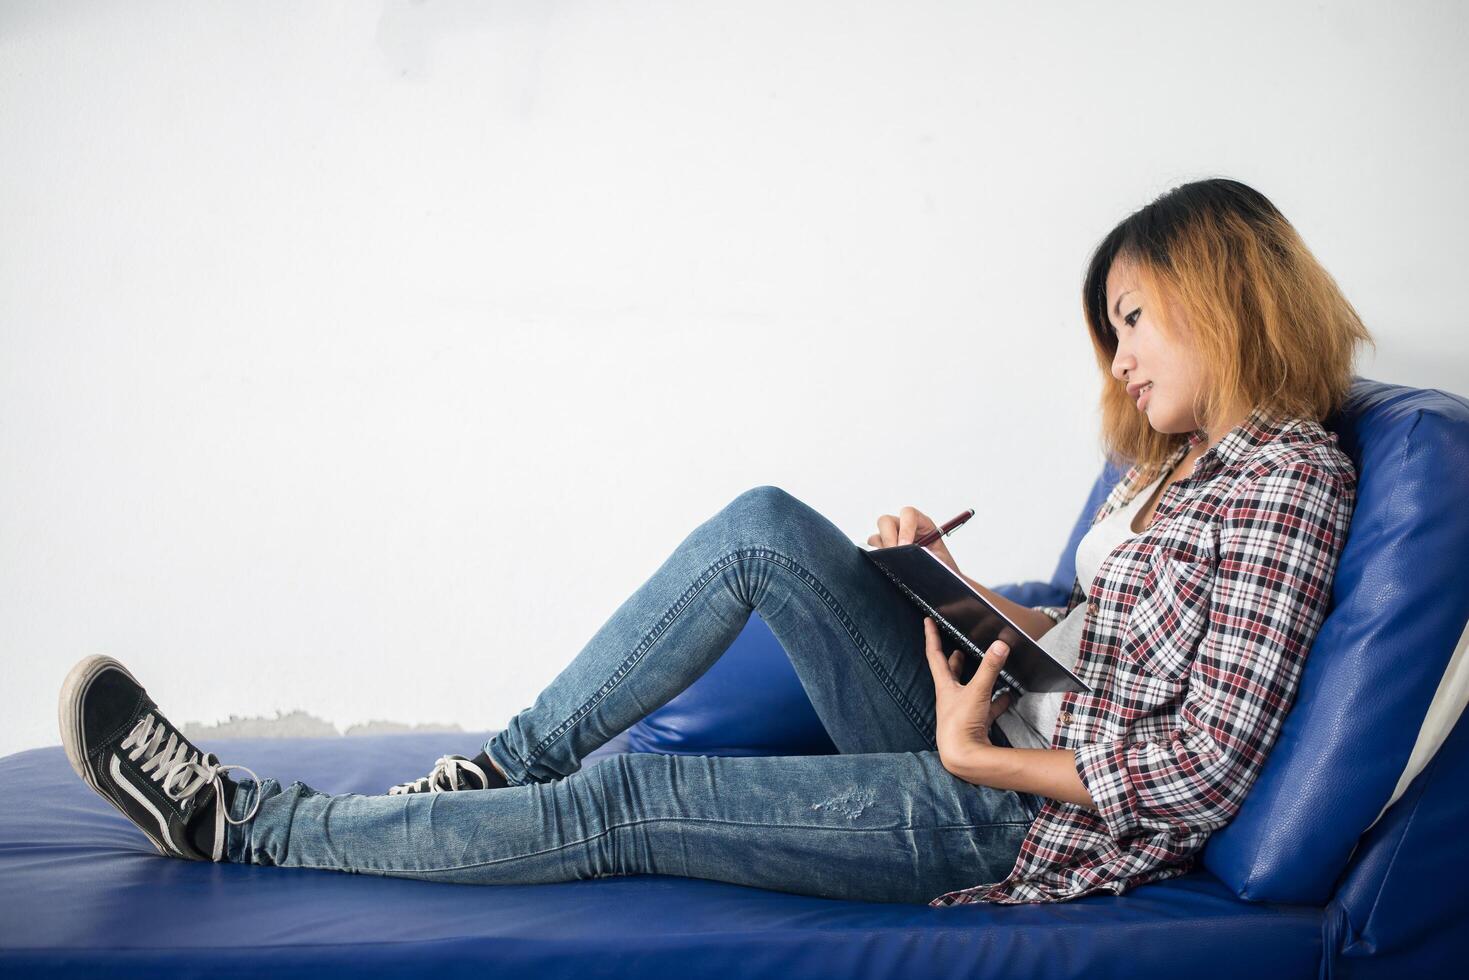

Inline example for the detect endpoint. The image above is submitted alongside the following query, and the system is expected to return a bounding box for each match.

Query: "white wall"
[3,0,1465,757]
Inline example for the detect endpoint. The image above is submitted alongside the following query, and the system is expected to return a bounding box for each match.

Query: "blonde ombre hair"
[1081,178,1375,477]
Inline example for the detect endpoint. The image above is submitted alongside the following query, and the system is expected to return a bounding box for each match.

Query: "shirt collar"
[1182,405,1288,478]
[1103,405,1292,523]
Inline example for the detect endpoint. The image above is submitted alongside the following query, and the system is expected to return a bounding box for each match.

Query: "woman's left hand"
[923,617,1010,769]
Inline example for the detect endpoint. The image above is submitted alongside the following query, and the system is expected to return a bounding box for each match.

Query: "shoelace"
[119,713,262,824]
[387,754,488,795]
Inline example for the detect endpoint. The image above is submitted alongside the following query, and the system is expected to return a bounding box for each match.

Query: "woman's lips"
[1137,384,1154,411]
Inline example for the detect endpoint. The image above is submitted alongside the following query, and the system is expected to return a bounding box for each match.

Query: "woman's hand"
[868,506,962,576]
[923,617,1013,770]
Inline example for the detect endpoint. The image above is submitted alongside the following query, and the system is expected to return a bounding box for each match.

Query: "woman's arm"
[947,745,1096,809]
[944,577,1088,803]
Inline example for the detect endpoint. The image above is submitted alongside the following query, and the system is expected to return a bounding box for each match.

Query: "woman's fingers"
[925,619,978,686]
[877,507,942,548]
[923,619,954,687]
[876,514,898,548]
[927,620,1013,737]
[968,639,1010,704]
[898,506,921,546]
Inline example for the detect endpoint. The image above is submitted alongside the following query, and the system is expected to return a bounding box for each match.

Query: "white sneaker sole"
[57,654,170,856]
[58,655,140,787]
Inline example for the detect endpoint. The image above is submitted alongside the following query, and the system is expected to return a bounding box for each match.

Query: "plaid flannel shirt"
[930,407,1357,906]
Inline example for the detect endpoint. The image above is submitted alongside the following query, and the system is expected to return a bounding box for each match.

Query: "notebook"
[862,544,1090,695]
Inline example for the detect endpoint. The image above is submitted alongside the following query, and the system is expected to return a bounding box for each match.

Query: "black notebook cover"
[862,544,1090,695]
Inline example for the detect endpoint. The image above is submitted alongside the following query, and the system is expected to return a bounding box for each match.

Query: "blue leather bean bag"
[3,376,1465,978]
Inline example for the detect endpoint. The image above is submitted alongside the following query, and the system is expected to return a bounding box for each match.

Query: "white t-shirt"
[995,470,1167,751]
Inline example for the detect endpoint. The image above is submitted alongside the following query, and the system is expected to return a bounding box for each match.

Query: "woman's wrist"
[946,740,1096,810]
[948,740,1009,786]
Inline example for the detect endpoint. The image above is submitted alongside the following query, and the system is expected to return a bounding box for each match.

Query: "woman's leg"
[226,748,1038,905]
[222,485,1040,901]
[485,485,948,786]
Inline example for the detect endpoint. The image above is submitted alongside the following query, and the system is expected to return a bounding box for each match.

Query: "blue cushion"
[1327,695,1469,976]
[1203,379,1469,902]
[625,614,837,757]
[0,732,1327,979]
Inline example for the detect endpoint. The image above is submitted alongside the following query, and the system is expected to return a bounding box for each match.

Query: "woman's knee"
[707,485,855,572]
[721,485,821,533]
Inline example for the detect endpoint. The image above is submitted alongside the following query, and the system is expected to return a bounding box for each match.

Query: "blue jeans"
[225,486,1041,905]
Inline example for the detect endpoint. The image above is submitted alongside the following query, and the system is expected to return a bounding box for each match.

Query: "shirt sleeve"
[1073,459,1353,840]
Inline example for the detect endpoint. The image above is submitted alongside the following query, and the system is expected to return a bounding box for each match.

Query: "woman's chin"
[1142,406,1190,435]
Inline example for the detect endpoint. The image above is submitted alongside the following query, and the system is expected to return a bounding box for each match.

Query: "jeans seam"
[307,816,1034,876]
[771,548,935,745]
[518,546,932,772]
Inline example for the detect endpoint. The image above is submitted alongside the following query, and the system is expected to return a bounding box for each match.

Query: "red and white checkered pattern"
[931,408,1357,906]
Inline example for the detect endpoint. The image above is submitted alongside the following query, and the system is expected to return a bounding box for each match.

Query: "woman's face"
[1105,256,1208,438]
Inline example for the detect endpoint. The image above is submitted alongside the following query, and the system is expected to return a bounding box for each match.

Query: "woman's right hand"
[868,506,963,577]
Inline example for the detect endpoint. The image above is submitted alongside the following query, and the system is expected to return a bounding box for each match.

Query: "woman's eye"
[1124,309,1141,328]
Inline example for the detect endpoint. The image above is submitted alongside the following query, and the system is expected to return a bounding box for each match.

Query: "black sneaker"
[58,655,260,862]
[387,754,496,795]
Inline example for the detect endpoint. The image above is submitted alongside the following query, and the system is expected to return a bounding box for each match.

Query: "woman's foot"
[58,655,261,862]
[387,750,509,794]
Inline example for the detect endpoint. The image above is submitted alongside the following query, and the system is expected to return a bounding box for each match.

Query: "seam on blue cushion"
[1354,732,1439,954]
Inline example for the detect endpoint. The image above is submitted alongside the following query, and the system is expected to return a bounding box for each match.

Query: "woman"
[58,177,1371,906]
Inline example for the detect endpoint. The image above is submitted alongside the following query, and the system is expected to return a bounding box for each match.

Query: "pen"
[912,508,976,549]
